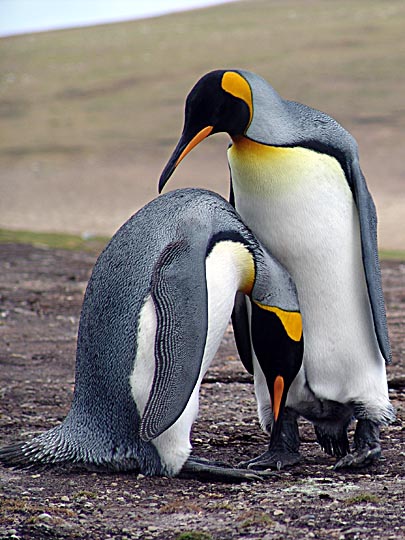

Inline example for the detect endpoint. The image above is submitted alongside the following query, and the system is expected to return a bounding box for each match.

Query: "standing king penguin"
[0,188,303,481]
[159,70,395,470]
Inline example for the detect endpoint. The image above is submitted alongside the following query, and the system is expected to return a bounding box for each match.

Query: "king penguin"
[0,188,303,481]
[159,70,395,470]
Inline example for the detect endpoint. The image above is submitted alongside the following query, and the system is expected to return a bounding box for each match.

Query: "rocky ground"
[0,243,404,540]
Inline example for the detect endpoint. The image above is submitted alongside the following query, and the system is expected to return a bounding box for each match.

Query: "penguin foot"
[239,407,301,470]
[334,419,381,470]
[333,445,381,470]
[238,448,301,471]
[314,423,350,458]
[179,456,268,482]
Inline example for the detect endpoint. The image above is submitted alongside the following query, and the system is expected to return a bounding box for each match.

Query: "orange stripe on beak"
[175,126,214,166]
[273,375,285,421]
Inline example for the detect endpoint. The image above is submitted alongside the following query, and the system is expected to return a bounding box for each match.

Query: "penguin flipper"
[140,235,208,442]
[229,165,254,375]
[350,160,392,363]
[232,292,253,374]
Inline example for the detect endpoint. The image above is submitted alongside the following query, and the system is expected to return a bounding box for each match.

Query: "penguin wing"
[140,235,209,441]
[231,292,254,374]
[228,157,254,374]
[350,159,392,363]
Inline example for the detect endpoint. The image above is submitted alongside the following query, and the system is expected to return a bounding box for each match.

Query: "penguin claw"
[180,457,266,483]
[238,450,301,471]
[333,445,381,470]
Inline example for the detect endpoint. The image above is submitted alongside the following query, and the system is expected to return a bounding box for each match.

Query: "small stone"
[273,509,284,516]
[60,495,70,502]
[37,513,53,522]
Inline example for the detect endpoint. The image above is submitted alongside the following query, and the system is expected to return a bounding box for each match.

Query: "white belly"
[229,141,389,419]
[130,241,255,475]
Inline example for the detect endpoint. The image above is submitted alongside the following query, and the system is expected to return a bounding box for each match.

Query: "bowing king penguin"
[0,188,303,481]
[159,70,395,470]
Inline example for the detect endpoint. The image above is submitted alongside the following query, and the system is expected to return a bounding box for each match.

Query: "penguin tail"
[0,425,77,470]
[0,421,162,474]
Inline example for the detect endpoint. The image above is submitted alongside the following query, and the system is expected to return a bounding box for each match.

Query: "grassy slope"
[1,228,403,260]
[0,0,404,250]
[1,0,404,159]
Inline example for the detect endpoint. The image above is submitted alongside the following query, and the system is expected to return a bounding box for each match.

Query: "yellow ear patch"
[255,303,303,342]
[221,72,253,124]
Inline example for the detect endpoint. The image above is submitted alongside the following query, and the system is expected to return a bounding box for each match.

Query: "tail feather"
[0,426,79,469]
[0,422,163,474]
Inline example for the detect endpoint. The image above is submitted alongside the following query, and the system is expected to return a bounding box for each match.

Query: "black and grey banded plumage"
[1,188,303,480]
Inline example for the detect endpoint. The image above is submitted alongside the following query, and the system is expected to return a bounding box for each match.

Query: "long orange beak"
[175,126,213,167]
[159,125,213,192]
[272,375,285,422]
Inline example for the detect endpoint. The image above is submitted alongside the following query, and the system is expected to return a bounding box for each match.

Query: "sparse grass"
[0,228,108,252]
[2,228,403,261]
[159,500,203,514]
[237,510,274,528]
[176,532,212,540]
[0,497,75,525]
[73,490,98,500]
[344,492,381,505]
[379,250,405,261]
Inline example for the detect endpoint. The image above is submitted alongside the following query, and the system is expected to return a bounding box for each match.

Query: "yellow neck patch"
[255,303,303,342]
[209,240,255,295]
[229,241,255,295]
[221,72,253,125]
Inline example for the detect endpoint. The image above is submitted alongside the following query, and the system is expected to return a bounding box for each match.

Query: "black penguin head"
[250,301,303,446]
[159,70,252,192]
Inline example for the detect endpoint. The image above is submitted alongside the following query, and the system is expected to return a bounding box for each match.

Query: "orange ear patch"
[221,72,253,124]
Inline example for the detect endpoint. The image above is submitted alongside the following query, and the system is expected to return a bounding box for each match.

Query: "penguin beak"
[269,375,286,445]
[159,125,213,193]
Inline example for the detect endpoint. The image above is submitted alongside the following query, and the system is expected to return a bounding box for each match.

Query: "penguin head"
[159,70,252,192]
[250,300,303,446]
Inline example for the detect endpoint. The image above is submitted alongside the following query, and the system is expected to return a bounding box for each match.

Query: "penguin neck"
[229,135,346,197]
[208,240,256,295]
[227,134,355,268]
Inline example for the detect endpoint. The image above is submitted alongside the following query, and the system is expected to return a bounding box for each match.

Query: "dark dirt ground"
[0,243,404,540]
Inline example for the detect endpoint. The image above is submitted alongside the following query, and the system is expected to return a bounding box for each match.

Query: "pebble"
[37,513,53,522]
[60,495,70,502]
[273,509,284,516]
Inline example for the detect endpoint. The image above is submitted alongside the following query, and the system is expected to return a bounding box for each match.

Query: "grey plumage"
[0,188,302,476]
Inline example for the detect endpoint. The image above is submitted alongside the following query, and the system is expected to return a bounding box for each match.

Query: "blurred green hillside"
[1,0,404,248]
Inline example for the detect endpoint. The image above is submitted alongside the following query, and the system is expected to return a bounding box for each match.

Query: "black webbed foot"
[334,419,381,470]
[239,448,300,471]
[239,407,301,470]
[179,456,270,482]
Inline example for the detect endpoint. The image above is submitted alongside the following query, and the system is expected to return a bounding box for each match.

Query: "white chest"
[228,140,383,405]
